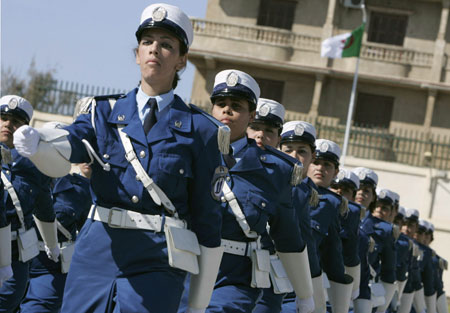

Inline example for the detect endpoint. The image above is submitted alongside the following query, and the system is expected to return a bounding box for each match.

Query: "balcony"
[191,18,435,81]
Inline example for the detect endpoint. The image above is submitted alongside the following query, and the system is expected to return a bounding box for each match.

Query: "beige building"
[189,0,450,137]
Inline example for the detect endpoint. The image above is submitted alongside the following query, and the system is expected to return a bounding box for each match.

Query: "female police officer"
[13,3,226,313]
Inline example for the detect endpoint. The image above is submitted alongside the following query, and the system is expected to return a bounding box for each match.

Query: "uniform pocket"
[242,191,274,234]
[96,138,127,168]
[157,154,193,178]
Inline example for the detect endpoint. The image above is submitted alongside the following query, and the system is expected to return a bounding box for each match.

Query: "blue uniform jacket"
[360,214,396,283]
[313,187,348,284]
[1,147,54,260]
[30,173,92,275]
[66,90,223,247]
[395,233,412,282]
[404,239,421,293]
[434,254,445,297]
[340,200,362,267]
[357,227,372,300]
[417,242,436,296]
[216,139,303,288]
[283,177,321,303]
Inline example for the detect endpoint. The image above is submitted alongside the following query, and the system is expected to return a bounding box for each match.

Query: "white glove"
[352,288,360,300]
[186,307,205,313]
[296,296,315,313]
[45,245,60,263]
[13,125,40,157]
[0,265,13,288]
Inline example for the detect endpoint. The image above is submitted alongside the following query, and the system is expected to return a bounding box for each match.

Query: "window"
[368,12,408,46]
[254,78,284,103]
[257,0,297,30]
[353,93,394,128]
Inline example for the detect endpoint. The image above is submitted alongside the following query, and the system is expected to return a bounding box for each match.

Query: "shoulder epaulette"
[408,239,413,251]
[392,224,401,241]
[265,146,303,186]
[94,93,125,101]
[190,104,230,155]
[340,196,349,216]
[368,236,376,253]
[309,187,319,207]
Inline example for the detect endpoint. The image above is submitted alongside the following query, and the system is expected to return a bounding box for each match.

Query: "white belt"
[89,205,185,232]
[221,238,254,257]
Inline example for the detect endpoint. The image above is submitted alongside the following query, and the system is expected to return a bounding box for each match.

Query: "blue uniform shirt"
[313,187,349,284]
[395,233,412,282]
[417,241,436,296]
[340,200,362,267]
[216,139,303,288]
[360,214,397,283]
[66,90,223,247]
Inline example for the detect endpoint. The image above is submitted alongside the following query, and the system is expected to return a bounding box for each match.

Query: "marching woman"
[205,70,313,312]
[0,96,57,313]
[13,3,227,312]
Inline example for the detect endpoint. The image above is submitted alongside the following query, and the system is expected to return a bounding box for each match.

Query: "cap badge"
[258,104,270,117]
[8,98,18,110]
[152,6,167,22]
[319,141,329,153]
[379,190,387,199]
[358,171,367,180]
[226,72,239,87]
[294,124,304,136]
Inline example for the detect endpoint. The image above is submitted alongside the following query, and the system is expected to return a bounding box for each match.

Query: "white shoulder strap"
[117,126,177,216]
[222,182,258,239]
[1,171,25,230]
[56,220,72,241]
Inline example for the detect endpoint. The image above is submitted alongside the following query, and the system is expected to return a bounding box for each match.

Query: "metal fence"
[32,80,450,171]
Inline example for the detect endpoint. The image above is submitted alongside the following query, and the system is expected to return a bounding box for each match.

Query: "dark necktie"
[143,98,157,134]
[223,148,236,168]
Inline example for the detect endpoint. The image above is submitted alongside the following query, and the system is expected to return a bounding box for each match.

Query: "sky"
[0,0,208,100]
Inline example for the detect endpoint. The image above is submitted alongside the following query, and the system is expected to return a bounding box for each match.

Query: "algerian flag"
[321,24,365,58]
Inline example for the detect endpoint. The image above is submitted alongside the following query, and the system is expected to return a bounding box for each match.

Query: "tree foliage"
[1,59,57,111]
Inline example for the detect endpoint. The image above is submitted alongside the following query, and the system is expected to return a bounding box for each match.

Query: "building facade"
[189,0,450,136]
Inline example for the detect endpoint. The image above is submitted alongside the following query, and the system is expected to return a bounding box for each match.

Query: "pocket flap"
[167,226,201,256]
[271,257,288,278]
[18,228,38,249]
[247,192,276,215]
[255,248,271,272]
[60,243,76,263]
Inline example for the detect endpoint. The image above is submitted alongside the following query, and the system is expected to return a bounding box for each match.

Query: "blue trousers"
[253,288,285,313]
[0,260,29,313]
[20,271,67,313]
[207,285,262,313]
[61,219,186,313]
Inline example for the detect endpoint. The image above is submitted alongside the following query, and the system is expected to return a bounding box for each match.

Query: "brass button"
[175,121,182,128]
[131,195,139,203]
[135,175,140,181]
[226,177,231,182]
[261,202,266,208]
[117,115,125,121]
[260,156,266,161]
[179,169,184,175]
[221,196,226,203]
[139,151,146,158]
[103,154,110,159]
[5,170,10,175]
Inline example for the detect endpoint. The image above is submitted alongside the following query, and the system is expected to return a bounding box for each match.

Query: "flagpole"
[340,4,366,167]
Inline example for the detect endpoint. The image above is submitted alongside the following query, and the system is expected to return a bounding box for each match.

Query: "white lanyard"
[1,171,26,230]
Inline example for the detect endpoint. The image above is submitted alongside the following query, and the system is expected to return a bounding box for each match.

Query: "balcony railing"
[191,18,434,67]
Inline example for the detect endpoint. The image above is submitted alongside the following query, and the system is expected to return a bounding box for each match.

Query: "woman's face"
[136,28,187,95]
[307,158,338,188]
[372,202,393,222]
[401,220,418,238]
[280,142,314,178]
[246,122,280,149]
[212,97,255,142]
[355,183,375,209]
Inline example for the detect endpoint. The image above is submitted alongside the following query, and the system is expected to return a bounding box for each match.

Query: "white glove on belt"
[13,125,40,157]
[0,265,13,288]
[296,296,315,313]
